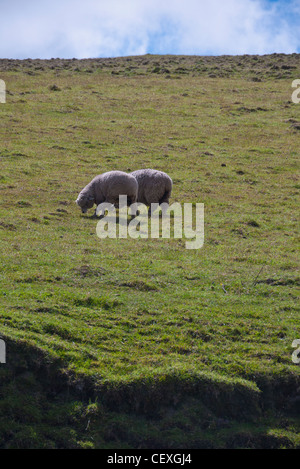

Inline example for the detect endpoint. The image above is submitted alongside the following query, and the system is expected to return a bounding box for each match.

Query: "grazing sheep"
[76,170,138,215]
[130,168,173,215]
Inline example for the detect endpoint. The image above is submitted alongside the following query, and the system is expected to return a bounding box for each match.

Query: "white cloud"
[0,0,299,58]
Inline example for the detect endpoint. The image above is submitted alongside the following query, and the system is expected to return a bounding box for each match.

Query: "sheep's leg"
[148,203,160,217]
[90,209,98,219]
[91,207,105,219]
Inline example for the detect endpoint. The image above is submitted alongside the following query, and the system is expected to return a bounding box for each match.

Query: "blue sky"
[0,0,299,59]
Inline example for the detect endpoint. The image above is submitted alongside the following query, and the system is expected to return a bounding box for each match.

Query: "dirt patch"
[0,221,17,231]
[71,265,106,278]
[118,280,158,291]
[256,277,300,286]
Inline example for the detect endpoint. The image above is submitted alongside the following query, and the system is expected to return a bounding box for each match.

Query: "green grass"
[0,54,299,448]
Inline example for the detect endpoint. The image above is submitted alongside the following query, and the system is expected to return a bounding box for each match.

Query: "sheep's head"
[76,193,95,213]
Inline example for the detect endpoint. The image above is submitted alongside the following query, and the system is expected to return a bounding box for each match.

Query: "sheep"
[130,168,173,215]
[76,170,138,216]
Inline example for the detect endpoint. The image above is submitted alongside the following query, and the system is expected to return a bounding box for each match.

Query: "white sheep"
[130,168,173,215]
[76,170,138,216]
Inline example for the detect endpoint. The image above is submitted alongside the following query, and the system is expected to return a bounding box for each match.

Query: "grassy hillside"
[0,54,299,448]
